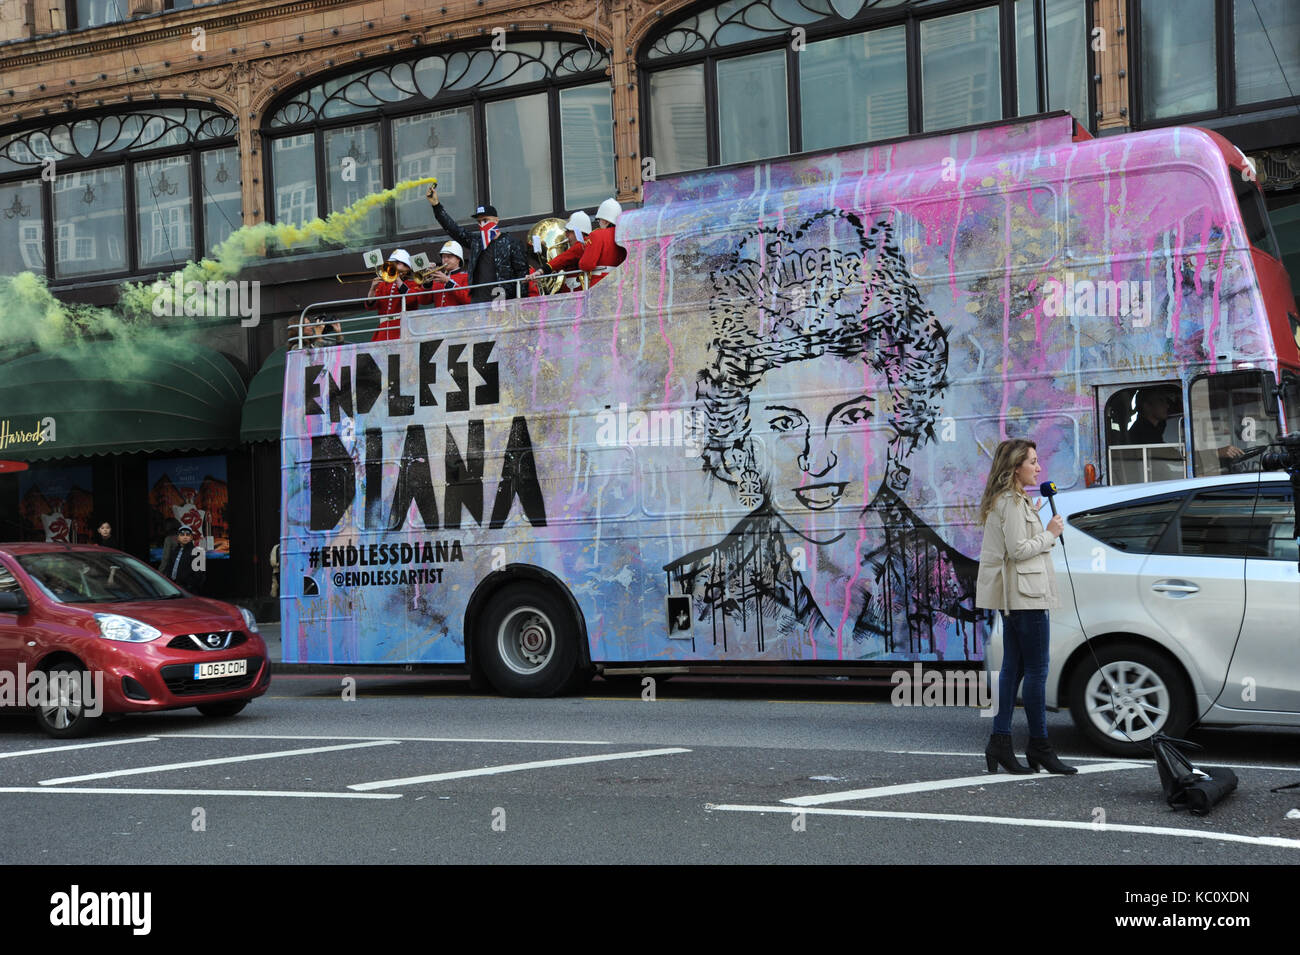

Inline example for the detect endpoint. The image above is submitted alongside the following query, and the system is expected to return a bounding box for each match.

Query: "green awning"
[0,343,246,461]
[240,346,286,444]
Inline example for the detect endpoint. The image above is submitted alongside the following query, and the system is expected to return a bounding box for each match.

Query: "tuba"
[527,217,570,295]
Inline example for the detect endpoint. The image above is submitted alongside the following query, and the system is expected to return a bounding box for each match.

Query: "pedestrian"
[367,248,420,342]
[578,198,627,287]
[974,438,1076,775]
[426,185,530,303]
[90,519,115,548]
[164,526,206,593]
[158,518,181,573]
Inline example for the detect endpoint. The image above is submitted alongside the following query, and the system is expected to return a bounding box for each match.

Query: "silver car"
[985,473,1299,755]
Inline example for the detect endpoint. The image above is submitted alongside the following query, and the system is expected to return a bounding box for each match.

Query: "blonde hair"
[977,439,1036,524]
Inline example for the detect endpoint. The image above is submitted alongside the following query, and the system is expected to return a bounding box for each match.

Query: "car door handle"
[1151,580,1200,595]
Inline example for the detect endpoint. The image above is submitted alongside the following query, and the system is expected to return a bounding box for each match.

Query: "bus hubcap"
[499,608,555,675]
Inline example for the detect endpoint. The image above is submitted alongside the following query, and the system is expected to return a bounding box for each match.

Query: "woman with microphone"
[975,439,1076,775]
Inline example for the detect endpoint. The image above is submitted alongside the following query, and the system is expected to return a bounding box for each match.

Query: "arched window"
[0,107,240,281]
[263,37,614,245]
[641,0,1089,175]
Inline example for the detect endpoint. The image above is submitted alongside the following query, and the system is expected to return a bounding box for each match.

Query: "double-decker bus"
[280,112,1299,693]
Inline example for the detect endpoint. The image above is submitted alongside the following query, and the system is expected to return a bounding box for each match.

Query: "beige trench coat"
[975,491,1061,611]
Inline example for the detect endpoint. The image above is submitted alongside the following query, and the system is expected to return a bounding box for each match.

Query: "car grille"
[161,657,263,696]
[167,631,247,651]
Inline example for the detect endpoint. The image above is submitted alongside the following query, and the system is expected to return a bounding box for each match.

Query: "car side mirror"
[0,591,28,614]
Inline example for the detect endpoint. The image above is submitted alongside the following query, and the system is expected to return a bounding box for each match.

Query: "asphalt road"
[1,635,1297,868]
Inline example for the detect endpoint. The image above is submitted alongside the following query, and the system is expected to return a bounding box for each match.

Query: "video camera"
[1258,432,1300,473]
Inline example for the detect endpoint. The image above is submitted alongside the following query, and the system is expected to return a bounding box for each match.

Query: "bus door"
[1099,381,1187,484]
[1188,370,1281,476]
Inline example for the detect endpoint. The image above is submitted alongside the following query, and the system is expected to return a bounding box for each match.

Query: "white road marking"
[159,733,613,745]
[0,786,400,800]
[349,746,691,791]
[0,737,158,759]
[883,749,1300,774]
[38,740,399,786]
[783,761,1138,806]
[708,804,1300,850]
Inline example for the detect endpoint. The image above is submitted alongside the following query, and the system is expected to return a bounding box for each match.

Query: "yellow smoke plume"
[1,177,438,352]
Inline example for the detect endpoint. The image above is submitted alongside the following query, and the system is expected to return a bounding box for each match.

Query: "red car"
[0,543,270,737]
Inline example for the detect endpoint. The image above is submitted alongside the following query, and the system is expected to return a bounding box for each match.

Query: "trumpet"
[335,263,400,284]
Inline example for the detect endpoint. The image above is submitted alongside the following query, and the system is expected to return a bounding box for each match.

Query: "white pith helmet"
[387,248,414,269]
[439,240,465,264]
[595,198,622,226]
[564,210,593,241]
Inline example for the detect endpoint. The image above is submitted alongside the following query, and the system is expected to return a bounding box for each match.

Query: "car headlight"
[238,607,260,634]
[94,614,162,643]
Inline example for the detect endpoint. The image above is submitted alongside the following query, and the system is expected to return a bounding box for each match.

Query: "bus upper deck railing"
[292,267,597,347]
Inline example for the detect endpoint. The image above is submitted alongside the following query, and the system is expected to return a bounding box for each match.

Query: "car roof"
[0,542,119,556]
[1054,471,1294,513]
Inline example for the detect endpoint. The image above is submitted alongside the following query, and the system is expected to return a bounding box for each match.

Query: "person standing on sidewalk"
[974,438,1076,775]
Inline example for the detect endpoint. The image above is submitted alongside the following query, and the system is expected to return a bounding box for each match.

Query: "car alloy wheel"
[1068,642,1192,756]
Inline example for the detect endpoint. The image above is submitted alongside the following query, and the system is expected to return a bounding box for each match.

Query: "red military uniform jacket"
[548,242,586,292]
[368,278,421,342]
[578,227,626,287]
[432,270,471,308]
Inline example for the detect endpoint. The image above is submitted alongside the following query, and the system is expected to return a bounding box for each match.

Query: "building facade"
[1,0,1297,604]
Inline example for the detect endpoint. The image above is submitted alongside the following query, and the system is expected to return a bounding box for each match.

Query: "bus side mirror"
[0,592,28,614]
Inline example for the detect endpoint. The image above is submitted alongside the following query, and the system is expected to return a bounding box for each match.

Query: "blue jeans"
[992,610,1049,738]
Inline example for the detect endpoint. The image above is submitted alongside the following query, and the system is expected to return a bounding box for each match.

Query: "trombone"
[335,262,400,284]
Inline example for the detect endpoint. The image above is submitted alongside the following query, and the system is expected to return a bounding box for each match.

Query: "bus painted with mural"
[280,112,1300,693]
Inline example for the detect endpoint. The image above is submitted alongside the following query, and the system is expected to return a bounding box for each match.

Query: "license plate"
[194,659,248,680]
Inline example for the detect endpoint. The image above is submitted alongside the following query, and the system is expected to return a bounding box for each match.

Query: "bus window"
[1188,371,1277,476]
[1104,384,1185,484]
[1233,167,1281,260]
[1282,370,1300,434]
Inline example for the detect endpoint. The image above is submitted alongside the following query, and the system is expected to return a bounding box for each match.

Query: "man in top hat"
[426,185,530,303]
[367,248,421,342]
[579,198,627,288]
[428,240,472,308]
[541,211,592,292]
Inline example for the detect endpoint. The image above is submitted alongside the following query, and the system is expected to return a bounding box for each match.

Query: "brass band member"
[367,248,419,343]
[428,241,471,308]
[541,211,592,292]
[579,198,627,287]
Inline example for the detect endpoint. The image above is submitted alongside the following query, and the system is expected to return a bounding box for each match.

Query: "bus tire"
[476,582,579,697]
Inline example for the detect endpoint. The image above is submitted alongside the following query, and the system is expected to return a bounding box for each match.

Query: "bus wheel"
[477,583,579,696]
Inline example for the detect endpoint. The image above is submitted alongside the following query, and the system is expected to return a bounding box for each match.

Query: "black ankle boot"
[985,733,1031,774]
[1025,737,1078,774]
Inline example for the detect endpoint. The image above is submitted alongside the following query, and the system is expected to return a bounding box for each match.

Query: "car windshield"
[16,552,184,604]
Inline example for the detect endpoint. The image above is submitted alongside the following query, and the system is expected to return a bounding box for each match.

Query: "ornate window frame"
[262,36,613,240]
[0,106,239,283]
[639,0,1095,174]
